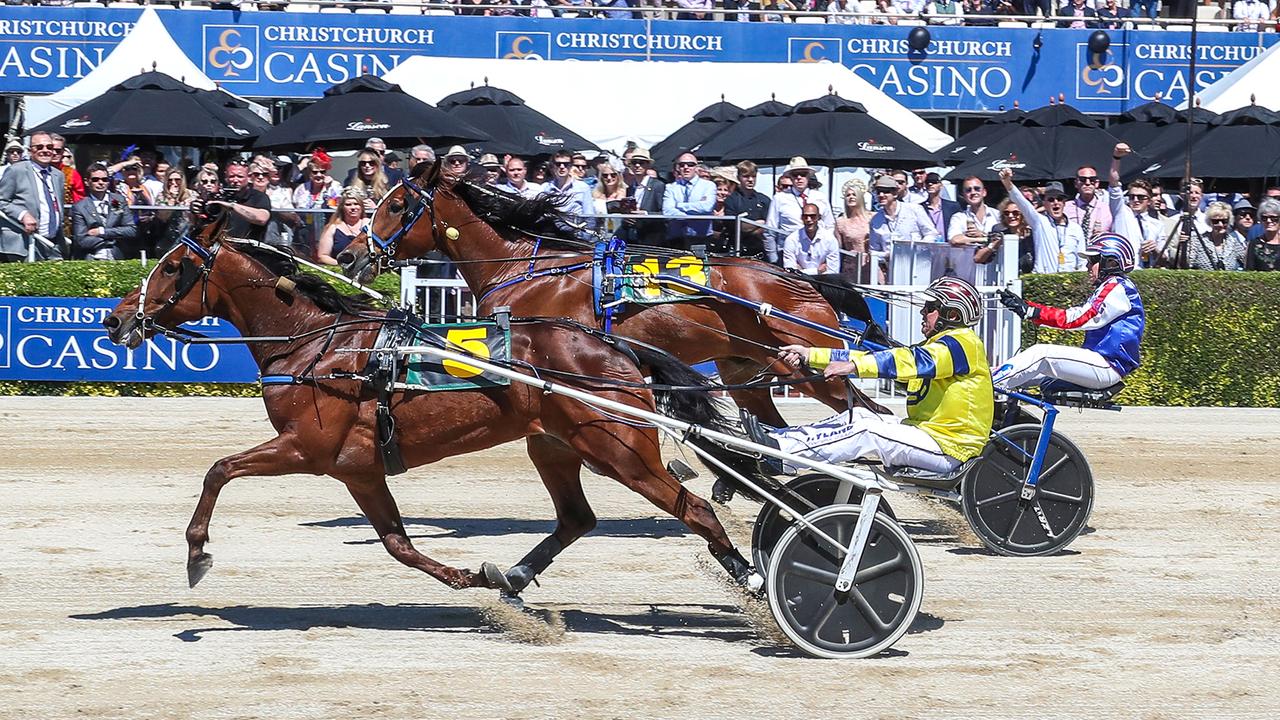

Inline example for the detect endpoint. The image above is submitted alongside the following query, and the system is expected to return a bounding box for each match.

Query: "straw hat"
[783,156,815,176]
[709,166,738,186]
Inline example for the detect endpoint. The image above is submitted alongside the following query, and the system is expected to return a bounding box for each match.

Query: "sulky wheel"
[961,423,1094,557]
[766,504,922,659]
[751,473,895,574]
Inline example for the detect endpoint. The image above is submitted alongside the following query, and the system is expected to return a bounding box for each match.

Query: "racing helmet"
[921,276,982,329]
[1078,233,1136,275]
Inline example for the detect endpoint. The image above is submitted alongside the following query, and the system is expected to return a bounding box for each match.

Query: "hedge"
[1021,269,1280,407]
[0,260,399,398]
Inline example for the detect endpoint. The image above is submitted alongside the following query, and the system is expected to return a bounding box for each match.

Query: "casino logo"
[204,25,259,83]
[788,38,841,64]
[1078,44,1127,100]
[497,32,550,61]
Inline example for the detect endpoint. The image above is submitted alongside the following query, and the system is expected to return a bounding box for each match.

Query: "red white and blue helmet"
[921,276,982,328]
[1078,233,1136,274]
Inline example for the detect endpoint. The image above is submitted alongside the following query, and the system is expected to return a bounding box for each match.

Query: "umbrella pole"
[1176,14,1200,270]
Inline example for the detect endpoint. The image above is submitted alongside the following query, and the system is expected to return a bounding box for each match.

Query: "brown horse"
[102,231,755,600]
[337,162,891,429]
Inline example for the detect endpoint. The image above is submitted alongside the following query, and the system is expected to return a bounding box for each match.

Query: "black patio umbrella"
[437,84,597,158]
[1144,104,1280,179]
[1107,100,1179,151]
[254,75,487,151]
[937,108,1028,165]
[943,102,1144,181]
[692,98,793,164]
[719,94,940,168]
[31,71,270,146]
[651,99,745,171]
[1125,106,1220,180]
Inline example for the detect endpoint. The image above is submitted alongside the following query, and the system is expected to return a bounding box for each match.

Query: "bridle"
[136,234,220,332]
[367,177,436,271]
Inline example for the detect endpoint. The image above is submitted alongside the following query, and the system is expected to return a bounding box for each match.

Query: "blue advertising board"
[0,7,1275,114]
[0,297,258,383]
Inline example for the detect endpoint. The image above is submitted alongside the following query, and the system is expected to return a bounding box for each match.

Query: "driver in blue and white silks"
[750,277,994,475]
[994,233,1146,392]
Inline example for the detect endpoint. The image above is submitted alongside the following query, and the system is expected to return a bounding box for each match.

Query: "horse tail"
[624,342,764,481]
[796,273,899,349]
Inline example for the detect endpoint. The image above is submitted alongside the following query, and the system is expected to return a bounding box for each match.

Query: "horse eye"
[162,262,179,276]
[389,200,404,214]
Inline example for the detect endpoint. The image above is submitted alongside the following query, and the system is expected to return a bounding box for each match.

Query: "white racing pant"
[993,344,1122,391]
[768,408,960,474]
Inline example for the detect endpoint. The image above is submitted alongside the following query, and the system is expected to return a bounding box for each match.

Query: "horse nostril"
[103,315,120,330]
[336,251,355,266]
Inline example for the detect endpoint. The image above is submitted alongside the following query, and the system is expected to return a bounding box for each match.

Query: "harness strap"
[475,261,593,305]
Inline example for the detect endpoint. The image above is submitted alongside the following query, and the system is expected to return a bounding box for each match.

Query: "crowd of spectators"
[11,0,1280,28]
[1,132,1277,275]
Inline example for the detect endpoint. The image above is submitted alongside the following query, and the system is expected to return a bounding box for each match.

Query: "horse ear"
[409,158,433,182]
[196,210,229,248]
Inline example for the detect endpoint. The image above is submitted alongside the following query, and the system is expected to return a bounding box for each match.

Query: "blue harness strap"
[260,375,297,385]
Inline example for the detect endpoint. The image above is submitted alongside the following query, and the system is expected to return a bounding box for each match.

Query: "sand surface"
[1,397,1277,719]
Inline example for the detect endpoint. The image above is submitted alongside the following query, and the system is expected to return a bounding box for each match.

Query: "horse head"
[339,158,450,284]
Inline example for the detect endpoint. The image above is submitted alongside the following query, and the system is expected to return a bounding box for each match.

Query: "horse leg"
[341,475,496,590]
[563,425,754,585]
[715,357,786,428]
[500,435,598,596]
[185,434,309,588]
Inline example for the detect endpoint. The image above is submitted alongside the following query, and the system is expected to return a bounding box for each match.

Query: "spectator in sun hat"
[383,150,403,174]
[764,156,833,263]
[1232,197,1256,239]
[1,138,25,180]
[478,153,502,186]
[440,145,471,185]
[869,173,938,264]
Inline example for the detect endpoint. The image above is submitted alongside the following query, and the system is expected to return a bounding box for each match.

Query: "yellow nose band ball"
[445,227,460,241]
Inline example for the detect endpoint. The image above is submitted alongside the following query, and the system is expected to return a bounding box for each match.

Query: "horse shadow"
[69,602,946,656]
[300,516,691,545]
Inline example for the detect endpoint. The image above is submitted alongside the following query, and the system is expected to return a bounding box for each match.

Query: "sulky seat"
[1039,380,1125,409]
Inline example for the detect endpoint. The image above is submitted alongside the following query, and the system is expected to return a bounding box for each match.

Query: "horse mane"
[233,243,380,316]
[450,179,580,248]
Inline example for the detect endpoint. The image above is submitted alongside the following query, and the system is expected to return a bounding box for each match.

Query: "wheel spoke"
[849,586,891,634]
[804,590,842,641]
[853,553,907,584]
[976,489,1018,508]
[833,479,856,506]
[985,452,1028,487]
[1036,453,1071,484]
[1038,488,1084,505]
[1002,503,1027,545]
[789,561,839,585]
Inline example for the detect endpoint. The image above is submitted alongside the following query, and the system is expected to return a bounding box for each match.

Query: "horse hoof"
[481,562,514,592]
[187,553,213,588]
[498,591,525,610]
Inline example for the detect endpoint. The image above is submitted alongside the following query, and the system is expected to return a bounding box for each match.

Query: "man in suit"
[1057,0,1098,27]
[72,163,137,260]
[619,147,666,246]
[922,171,962,240]
[0,131,65,262]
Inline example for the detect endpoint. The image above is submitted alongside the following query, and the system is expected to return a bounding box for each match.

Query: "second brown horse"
[338,161,890,428]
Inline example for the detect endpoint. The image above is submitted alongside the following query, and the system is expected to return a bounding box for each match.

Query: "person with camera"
[188,160,270,242]
[71,163,136,261]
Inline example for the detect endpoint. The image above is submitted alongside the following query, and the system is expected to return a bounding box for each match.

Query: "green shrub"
[0,260,399,398]
[1021,270,1280,407]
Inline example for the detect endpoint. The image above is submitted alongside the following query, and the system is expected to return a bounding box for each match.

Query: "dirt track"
[1,397,1278,719]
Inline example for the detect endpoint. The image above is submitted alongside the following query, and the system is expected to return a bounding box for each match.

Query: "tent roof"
[1191,41,1280,114]
[23,9,264,129]
[382,58,951,154]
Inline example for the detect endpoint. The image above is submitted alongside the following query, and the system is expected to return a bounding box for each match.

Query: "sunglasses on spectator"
[249,171,268,177]
[600,172,618,179]
[963,185,983,192]
[553,161,572,167]
[310,169,328,174]
[629,158,650,165]
[199,179,218,184]
[875,188,896,194]
[573,163,588,170]
[1126,193,1149,200]
[801,212,820,218]
[1075,176,1099,183]
[926,179,941,186]
[445,157,467,164]
[30,143,56,151]
[1002,210,1021,216]
[358,160,377,166]
[89,176,109,182]
[1209,218,1230,225]
[675,161,698,168]
[1262,215,1280,222]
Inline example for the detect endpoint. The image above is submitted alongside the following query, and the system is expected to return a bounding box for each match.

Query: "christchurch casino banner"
[0,7,1276,113]
[0,297,257,383]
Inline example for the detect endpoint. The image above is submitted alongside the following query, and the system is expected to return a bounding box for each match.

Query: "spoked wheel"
[961,423,1095,557]
[767,504,922,659]
[751,473,896,573]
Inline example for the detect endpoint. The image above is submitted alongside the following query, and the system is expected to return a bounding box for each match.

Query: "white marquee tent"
[382,57,952,155]
[1185,41,1280,114]
[22,8,267,129]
